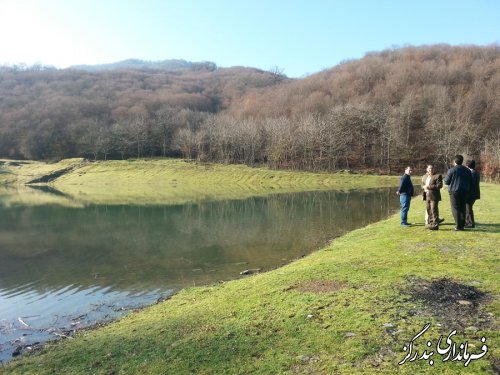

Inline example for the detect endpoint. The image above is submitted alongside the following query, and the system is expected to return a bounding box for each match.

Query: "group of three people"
[396,155,480,231]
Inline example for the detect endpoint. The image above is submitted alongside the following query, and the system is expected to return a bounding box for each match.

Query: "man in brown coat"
[421,165,443,230]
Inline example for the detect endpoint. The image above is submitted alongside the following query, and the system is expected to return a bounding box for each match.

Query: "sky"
[0,0,498,78]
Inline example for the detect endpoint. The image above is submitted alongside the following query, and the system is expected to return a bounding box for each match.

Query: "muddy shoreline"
[0,291,173,363]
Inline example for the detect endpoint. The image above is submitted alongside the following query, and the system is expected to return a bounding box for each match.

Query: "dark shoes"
[453,227,465,231]
[401,223,411,227]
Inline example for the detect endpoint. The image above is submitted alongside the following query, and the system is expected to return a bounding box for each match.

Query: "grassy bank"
[0,158,85,185]
[0,158,397,205]
[3,181,499,374]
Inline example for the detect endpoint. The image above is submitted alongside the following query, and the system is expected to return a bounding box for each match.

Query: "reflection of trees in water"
[0,189,397,294]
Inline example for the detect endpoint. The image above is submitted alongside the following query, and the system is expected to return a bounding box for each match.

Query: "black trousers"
[465,199,476,227]
[449,192,467,229]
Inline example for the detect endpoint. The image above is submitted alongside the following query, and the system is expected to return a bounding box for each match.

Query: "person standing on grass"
[396,166,414,227]
[421,165,443,230]
[465,159,480,228]
[444,155,472,231]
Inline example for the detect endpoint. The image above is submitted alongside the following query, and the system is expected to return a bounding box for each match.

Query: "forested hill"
[0,63,287,160]
[69,58,218,72]
[0,45,498,179]
[226,44,499,177]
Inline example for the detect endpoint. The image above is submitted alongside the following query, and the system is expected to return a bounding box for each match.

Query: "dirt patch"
[292,280,348,293]
[405,277,493,330]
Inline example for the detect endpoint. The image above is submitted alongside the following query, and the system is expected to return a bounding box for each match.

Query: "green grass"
[1,158,398,205]
[0,158,85,186]
[3,179,499,374]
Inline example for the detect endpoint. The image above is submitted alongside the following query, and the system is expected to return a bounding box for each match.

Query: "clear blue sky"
[0,0,498,77]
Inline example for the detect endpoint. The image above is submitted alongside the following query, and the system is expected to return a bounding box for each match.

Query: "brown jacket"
[421,174,443,201]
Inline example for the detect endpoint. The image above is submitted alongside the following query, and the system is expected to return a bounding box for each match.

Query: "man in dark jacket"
[465,159,480,228]
[444,155,472,231]
[397,166,414,227]
[422,165,443,230]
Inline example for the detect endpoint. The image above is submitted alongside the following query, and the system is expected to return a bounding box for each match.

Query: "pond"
[0,188,398,362]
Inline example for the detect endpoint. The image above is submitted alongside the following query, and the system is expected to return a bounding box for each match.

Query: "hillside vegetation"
[0,45,498,178]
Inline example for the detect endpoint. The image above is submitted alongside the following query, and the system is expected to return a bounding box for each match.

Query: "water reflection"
[0,189,397,293]
[0,188,398,361]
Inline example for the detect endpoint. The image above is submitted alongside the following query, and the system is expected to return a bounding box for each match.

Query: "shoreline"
[0,182,399,364]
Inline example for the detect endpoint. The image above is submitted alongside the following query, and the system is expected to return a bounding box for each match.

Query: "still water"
[0,188,398,361]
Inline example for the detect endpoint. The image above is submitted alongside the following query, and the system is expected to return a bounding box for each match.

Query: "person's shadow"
[413,222,500,233]
[471,223,500,233]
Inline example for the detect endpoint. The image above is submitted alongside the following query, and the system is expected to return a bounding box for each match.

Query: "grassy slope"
[1,158,398,205]
[3,180,499,374]
[0,159,85,185]
[51,159,398,205]
[0,159,87,207]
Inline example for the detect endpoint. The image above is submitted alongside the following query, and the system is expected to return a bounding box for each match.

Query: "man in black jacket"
[444,155,472,231]
[465,159,480,228]
[396,166,414,227]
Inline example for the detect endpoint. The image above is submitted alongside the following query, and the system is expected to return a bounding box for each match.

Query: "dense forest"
[0,45,499,179]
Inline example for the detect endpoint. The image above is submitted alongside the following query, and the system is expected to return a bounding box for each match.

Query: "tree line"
[0,45,498,179]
